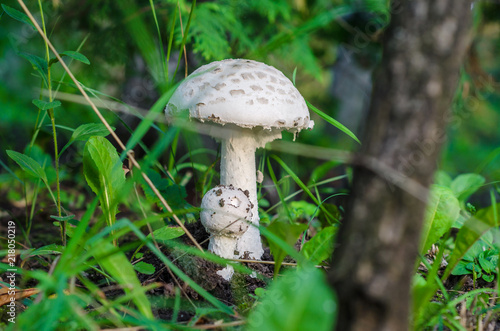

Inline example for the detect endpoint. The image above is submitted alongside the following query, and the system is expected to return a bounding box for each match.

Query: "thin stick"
[192,320,246,329]
[230,258,329,268]
[17,0,203,252]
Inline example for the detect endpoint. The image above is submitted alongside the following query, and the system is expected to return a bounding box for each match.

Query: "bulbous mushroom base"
[200,185,253,280]
[236,226,264,259]
[208,235,239,280]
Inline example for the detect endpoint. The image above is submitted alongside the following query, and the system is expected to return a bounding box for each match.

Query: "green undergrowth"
[1,1,500,330]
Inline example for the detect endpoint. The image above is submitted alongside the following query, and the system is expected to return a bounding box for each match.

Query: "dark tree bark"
[329,1,473,330]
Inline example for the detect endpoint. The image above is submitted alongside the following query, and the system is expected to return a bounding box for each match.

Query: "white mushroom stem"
[220,129,280,259]
[209,233,239,259]
[209,235,238,280]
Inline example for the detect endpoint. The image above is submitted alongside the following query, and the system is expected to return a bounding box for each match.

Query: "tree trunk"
[329,1,473,330]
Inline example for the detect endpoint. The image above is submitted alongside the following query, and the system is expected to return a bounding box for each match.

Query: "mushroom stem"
[220,131,264,259]
[209,235,239,280]
[209,235,239,260]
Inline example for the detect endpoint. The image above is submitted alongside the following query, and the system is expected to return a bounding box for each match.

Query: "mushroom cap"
[200,185,252,238]
[166,59,313,131]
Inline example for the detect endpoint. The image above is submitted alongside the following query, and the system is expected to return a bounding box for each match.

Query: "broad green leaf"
[466,238,490,260]
[61,51,90,64]
[148,226,185,244]
[302,226,337,264]
[247,268,336,331]
[434,171,452,187]
[83,136,126,226]
[6,150,48,183]
[32,99,61,110]
[450,174,485,202]
[19,52,49,87]
[306,100,360,144]
[451,261,471,276]
[419,185,460,255]
[443,203,500,279]
[267,220,308,275]
[71,123,113,142]
[479,254,495,274]
[483,273,494,282]
[95,240,153,318]
[59,123,114,157]
[1,4,35,30]
[133,261,156,275]
[49,51,91,67]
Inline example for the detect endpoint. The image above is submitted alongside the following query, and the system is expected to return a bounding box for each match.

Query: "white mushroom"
[166,59,314,261]
[200,185,252,280]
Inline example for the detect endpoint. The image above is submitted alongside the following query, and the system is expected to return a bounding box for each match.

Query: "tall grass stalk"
[38,0,64,245]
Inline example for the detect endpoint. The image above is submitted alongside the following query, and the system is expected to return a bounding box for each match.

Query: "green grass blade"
[165,3,178,83]
[266,157,292,221]
[117,0,165,89]
[172,0,197,82]
[94,240,153,319]
[148,0,168,84]
[270,155,334,221]
[306,101,360,144]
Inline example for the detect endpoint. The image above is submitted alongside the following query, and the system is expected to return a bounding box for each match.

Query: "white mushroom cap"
[200,185,252,238]
[166,59,314,132]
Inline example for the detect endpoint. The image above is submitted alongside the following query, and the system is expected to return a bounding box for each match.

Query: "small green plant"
[412,171,498,330]
[452,230,499,283]
[82,136,126,231]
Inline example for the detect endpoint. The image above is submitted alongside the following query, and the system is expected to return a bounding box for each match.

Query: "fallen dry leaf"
[1,250,21,263]
[0,287,39,306]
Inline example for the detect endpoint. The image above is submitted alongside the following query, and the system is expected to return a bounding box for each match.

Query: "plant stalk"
[39,0,64,245]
